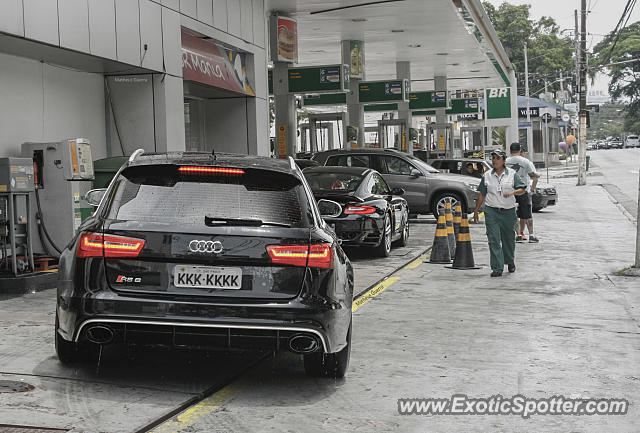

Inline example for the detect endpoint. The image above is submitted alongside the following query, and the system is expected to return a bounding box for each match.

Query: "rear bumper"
[57,285,351,354]
[533,192,557,209]
[71,318,330,353]
[326,215,383,246]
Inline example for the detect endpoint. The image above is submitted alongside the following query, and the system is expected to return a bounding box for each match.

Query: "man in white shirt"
[506,143,540,243]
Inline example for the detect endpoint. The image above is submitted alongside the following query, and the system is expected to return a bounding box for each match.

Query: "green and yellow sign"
[359,79,409,103]
[288,65,348,94]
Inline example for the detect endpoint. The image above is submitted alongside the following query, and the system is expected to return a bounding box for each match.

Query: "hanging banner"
[349,41,364,79]
[181,30,255,96]
[276,16,298,63]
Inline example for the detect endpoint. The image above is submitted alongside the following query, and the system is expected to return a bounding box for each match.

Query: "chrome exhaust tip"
[85,325,114,345]
[288,334,320,354]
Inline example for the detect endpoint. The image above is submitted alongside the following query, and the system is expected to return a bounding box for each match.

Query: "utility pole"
[524,43,533,154]
[577,0,588,185]
[574,10,580,145]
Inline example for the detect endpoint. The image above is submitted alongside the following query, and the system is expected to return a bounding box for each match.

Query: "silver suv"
[312,149,480,216]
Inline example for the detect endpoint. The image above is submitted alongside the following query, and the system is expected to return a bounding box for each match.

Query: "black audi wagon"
[55,151,354,378]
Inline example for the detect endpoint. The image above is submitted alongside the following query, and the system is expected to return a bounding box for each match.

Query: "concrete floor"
[0,221,435,433]
[1,151,639,432]
[149,154,640,433]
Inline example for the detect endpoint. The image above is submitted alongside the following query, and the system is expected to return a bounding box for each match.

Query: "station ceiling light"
[436,52,449,56]
[391,29,404,33]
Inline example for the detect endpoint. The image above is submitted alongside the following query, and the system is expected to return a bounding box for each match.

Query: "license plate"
[173,265,242,289]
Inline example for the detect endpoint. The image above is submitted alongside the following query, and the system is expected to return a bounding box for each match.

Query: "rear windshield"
[103,165,312,227]
[304,172,363,192]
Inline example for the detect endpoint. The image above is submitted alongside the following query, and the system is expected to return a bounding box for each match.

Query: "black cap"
[510,142,522,152]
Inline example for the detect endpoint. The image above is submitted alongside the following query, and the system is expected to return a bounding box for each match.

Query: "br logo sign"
[488,88,509,98]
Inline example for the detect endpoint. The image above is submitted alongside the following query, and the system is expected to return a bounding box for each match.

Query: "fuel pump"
[21,139,95,256]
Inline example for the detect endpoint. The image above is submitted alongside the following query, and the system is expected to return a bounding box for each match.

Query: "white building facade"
[0,0,270,159]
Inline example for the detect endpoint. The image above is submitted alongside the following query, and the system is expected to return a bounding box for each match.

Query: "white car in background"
[626,135,639,148]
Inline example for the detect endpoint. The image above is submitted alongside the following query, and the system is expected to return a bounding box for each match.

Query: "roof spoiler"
[129,148,145,162]
[288,156,298,171]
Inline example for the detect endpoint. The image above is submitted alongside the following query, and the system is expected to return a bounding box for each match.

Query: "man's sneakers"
[517,233,539,243]
[490,271,502,277]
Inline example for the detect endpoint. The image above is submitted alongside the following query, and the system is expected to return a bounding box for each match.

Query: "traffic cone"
[453,203,462,238]
[427,211,451,263]
[444,199,456,256]
[450,213,479,269]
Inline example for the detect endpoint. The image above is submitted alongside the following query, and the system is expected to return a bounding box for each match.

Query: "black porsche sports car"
[56,152,354,378]
[303,166,409,257]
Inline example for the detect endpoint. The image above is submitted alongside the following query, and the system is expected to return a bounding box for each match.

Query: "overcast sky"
[485,0,640,95]
[485,0,640,44]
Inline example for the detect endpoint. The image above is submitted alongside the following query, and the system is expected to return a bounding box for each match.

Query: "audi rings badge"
[188,240,224,254]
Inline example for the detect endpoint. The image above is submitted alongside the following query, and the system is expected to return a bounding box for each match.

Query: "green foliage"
[491,126,507,148]
[483,2,576,94]
[592,22,640,120]
[587,103,626,139]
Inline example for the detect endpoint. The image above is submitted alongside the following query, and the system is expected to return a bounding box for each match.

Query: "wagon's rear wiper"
[204,216,291,227]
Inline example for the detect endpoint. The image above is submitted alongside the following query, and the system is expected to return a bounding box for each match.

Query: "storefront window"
[184,99,206,152]
[533,122,543,153]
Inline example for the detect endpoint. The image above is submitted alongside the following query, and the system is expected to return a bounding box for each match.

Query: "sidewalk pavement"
[174,174,640,432]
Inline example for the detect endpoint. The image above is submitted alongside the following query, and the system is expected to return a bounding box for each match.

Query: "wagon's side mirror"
[85,188,107,207]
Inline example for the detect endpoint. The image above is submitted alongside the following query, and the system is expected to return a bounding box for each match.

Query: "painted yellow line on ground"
[352,277,400,313]
[150,385,243,433]
[404,254,428,270]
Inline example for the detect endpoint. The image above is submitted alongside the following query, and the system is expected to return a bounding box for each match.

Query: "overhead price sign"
[359,79,409,103]
[302,93,347,106]
[412,96,478,116]
[288,64,349,94]
[364,103,399,112]
[409,91,449,110]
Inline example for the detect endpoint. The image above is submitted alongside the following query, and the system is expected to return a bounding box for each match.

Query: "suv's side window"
[326,154,370,168]
[382,156,413,175]
[372,174,391,195]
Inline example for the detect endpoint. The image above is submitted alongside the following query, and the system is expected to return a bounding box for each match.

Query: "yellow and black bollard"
[444,199,456,257]
[453,202,462,239]
[450,213,479,269]
[427,211,452,263]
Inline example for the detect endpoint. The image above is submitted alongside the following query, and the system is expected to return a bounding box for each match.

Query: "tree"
[592,22,640,125]
[483,2,576,96]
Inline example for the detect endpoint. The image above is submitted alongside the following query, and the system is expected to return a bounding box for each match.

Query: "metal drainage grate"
[0,426,68,433]
[0,381,35,393]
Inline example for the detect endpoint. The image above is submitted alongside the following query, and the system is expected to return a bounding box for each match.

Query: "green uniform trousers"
[484,206,517,273]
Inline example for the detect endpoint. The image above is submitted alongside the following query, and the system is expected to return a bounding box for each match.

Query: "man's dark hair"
[510,142,521,152]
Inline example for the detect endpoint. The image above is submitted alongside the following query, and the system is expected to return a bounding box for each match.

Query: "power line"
[603,0,638,63]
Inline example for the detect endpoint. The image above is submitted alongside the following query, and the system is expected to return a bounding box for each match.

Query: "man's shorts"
[516,192,533,219]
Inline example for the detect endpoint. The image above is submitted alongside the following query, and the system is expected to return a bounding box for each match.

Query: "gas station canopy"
[266,0,513,91]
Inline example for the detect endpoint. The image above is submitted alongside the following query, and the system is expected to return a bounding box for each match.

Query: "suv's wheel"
[394,217,409,247]
[374,213,392,257]
[304,320,351,378]
[431,192,465,217]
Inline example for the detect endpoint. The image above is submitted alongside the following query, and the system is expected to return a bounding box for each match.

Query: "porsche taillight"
[77,233,146,258]
[344,205,376,215]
